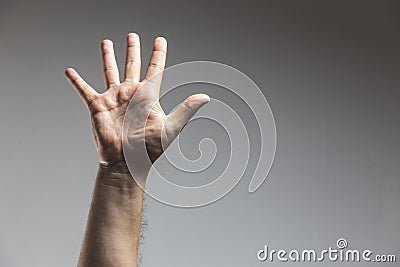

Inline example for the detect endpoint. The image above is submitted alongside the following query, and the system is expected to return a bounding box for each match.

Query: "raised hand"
[65,33,210,173]
[66,34,210,266]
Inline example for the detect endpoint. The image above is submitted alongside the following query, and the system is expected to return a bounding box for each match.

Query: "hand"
[65,33,210,174]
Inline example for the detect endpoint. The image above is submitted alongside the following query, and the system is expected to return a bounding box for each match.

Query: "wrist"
[99,160,131,175]
[97,162,144,191]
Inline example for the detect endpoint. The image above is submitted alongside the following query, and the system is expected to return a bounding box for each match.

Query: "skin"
[65,33,210,267]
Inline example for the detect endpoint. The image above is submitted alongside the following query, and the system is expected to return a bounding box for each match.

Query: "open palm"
[65,33,209,172]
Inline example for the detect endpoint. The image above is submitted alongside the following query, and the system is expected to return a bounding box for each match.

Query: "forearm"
[78,164,145,267]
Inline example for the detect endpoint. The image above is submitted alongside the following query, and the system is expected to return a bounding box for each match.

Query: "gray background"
[0,0,399,266]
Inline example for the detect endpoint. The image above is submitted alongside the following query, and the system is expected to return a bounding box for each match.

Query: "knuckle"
[148,63,164,71]
[182,101,194,111]
[104,66,117,72]
[153,50,165,56]
[125,59,140,67]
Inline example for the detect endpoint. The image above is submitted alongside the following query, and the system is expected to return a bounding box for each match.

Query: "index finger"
[144,37,167,86]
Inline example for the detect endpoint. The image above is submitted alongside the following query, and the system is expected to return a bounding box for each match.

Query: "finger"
[124,33,141,83]
[65,68,98,105]
[144,37,167,85]
[167,94,210,132]
[101,39,120,89]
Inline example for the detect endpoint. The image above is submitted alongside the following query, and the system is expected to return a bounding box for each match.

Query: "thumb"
[167,93,210,133]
